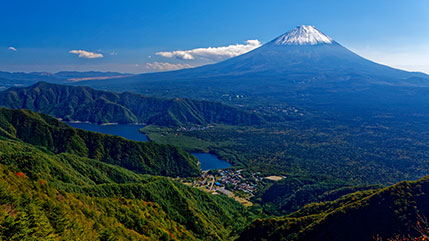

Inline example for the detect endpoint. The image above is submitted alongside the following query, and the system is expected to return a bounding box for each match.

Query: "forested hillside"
[0,108,200,177]
[0,82,266,126]
[239,176,429,241]
[0,164,196,240]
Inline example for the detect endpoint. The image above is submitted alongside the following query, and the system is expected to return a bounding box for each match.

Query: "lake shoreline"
[66,121,231,171]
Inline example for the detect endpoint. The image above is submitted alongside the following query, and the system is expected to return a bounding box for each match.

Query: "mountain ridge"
[0,81,267,126]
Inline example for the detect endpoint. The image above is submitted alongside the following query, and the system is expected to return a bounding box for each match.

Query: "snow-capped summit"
[273,25,333,46]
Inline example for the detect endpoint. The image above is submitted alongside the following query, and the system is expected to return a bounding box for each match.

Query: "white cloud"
[145,62,194,71]
[156,39,262,61]
[8,47,16,51]
[69,50,103,59]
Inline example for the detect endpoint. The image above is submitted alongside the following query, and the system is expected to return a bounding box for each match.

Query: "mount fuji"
[78,25,429,108]
[147,25,426,79]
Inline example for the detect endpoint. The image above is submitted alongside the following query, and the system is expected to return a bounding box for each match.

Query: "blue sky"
[1,0,428,73]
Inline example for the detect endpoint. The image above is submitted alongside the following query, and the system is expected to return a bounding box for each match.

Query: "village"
[179,168,285,206]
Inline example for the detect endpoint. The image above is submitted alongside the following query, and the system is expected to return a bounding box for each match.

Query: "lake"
[67,122,148,142]
[191,153,232,171]
[66,122,230,170]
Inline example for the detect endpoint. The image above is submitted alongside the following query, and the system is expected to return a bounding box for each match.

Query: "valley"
[63,119,258,207]
[142,120,429,215]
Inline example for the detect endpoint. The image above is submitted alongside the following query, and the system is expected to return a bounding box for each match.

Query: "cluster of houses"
[218,169,261,195]
[182,169,285,206]
[190,169,260,196]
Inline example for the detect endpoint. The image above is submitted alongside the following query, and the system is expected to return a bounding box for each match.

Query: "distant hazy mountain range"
[0,71,132,90]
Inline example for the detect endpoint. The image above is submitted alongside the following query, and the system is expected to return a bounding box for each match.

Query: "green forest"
[0,107,428,240]
[0,108,254,240]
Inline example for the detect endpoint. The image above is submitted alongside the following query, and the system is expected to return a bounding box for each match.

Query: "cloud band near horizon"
[156,40,261,61]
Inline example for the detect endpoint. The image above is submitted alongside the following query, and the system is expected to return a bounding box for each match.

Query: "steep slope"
[0,163,197,240]
[239,176,429,241]
[0,142,249,240]
[0,108,201,177]
[0,81,266,126]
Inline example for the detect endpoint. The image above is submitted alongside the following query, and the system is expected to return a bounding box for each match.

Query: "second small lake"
[67,122,149,142]
[191,153,232,171]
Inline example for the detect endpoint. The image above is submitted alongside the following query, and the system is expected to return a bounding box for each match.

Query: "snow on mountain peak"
[273,25,333,46]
